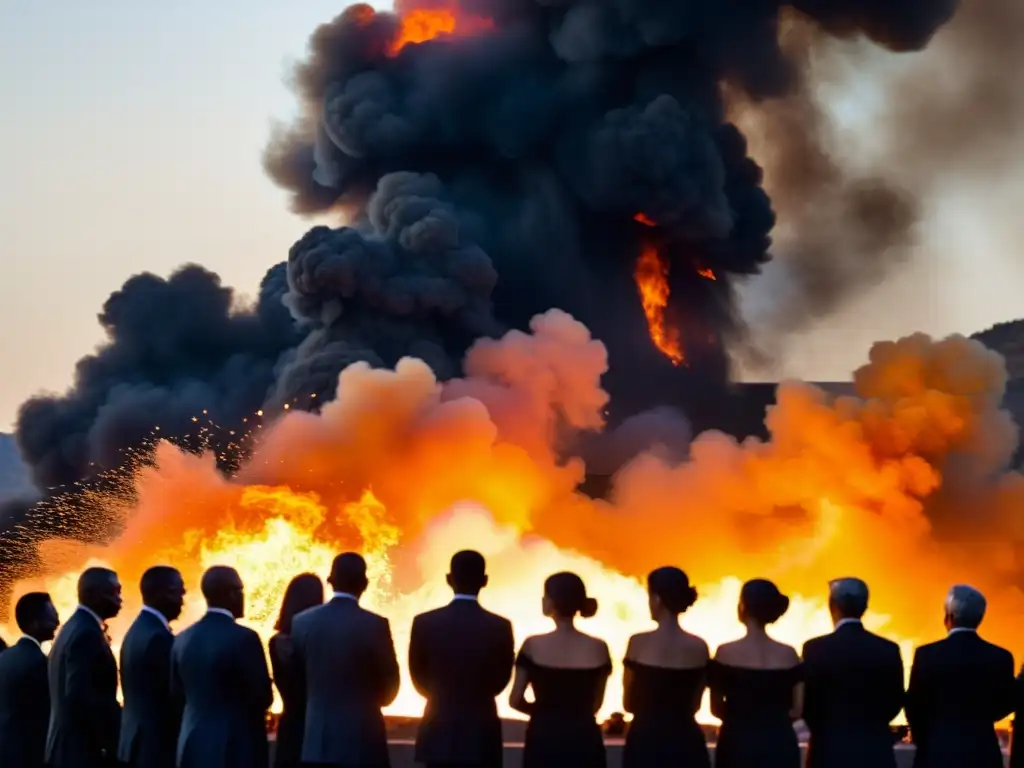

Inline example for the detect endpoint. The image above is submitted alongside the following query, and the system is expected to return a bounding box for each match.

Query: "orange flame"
[633,212,657,227]
[634,243,684,366]
[389,4,493,56]
[697,266,716,281]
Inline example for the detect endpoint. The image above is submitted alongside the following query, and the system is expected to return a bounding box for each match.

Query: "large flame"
[389,1,494,56]
[635,243,685,366]
[7,310,1024,727]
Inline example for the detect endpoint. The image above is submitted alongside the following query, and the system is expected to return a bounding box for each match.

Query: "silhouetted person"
[409,550,515,768]
[290,552,400,768]
[1011,667,1024,768]
[118,566,186,768]
[709,578,802,768]
[801,577,904,768]
[622,567,709,768]
[0,592,60,768]
[510,571,611,768]
[269,573,324,768]
[171,566,273,768]
[46,567,123,768]
[0,635,7,652]
[907,585,1014,768]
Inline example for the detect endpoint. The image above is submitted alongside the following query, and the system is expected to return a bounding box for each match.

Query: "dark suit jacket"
[0,634,7,651]
[170,612,273,768]
[802,621,904,768]
[409,599,514,768]
[117,609,180,768]
[0,637,50,768]
[45,608,121,768]
[1010,670,1024,768]
[290,597,401,767]
[907,630,1014,768]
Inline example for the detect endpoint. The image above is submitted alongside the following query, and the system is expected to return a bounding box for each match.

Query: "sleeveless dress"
[623,660,710,768]
[516,650,611,768]
[708,661,803,768]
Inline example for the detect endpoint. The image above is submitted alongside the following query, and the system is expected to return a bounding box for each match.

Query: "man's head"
[447,550,487,596]
[944,584,986,631]
[328,553,368,597]
[141,566,186,622]
[201,566,245,619]
[828,577,869,624]
[15,592,60,643]
[78,567,123,620]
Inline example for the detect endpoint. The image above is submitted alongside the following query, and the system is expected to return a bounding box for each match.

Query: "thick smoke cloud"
[2,0,963,579]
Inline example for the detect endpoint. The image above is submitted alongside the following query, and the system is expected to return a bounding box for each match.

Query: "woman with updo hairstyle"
[621,567,710,768]
[708,578,803,768]
[509,571,612,767]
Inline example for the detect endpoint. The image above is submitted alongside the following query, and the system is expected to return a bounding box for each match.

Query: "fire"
[697,265,716,281]
[7,312,1024,729]
[388,3,494,56]
[634,212,657,227]
[635,243,685,366]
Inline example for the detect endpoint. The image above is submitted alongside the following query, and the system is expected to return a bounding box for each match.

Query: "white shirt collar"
[77,605,104,627]
[452,594,478,602]
[332,592,358,602]
[948,627,977,636]
[141,605,171,631]
[835,618,862,630]
[206,607,236,621]
[19,635,43,650]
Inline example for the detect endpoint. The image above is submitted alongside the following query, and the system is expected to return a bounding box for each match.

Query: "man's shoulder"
[861,628,901,653]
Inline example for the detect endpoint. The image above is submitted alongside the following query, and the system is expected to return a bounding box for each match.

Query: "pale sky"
[1,1,1022,430]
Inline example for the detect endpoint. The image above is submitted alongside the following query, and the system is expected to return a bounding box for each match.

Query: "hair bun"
[683,585,699,610]
[581,596,598,618]
[771,594,790,623]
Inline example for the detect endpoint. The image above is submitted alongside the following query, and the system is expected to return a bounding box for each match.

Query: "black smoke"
[1,0,958,589]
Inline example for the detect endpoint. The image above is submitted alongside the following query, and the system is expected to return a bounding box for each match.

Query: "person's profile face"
[229,575,245,619]
[98,577,124,620]
[165,575,187,621]
[37,601,60,642]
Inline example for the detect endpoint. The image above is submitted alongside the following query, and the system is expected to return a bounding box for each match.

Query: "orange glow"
[633,212,657,227]
[8,315,1024,729]
[697,266,716,281]
[388,4,494,56]
[634,243,685,366]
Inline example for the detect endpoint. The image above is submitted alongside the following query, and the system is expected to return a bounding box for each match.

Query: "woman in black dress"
[623,566,710,768]
[709,579,803,768]
[509,571,612,768]
[269,573,324,768]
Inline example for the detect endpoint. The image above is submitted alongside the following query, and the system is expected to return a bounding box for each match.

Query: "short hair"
[449,550,486,592]
[78,567,118,599]
[829,577,869,619]
[330,553,368,594]
[945,584,986,629]
[15,592,53,633]
[201,566,241,602]
[140,566,182,601]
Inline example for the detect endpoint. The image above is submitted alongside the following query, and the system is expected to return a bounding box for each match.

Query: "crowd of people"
[0,550,1021,768]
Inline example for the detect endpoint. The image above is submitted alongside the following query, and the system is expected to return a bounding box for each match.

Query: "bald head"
[78,567,122,620]
[329,553,368,597]
[201,566,245,618]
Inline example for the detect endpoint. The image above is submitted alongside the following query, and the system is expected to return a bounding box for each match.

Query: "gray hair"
[828,577,869,618]
[945,584,986,629]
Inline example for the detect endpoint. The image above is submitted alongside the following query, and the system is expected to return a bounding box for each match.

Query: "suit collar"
[140,605,172,632]
[204,608,236,622]
[76,604,105,628]
[17,635,44,652]
[835,619,864,633]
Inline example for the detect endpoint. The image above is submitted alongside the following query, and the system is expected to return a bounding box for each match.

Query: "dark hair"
[140,566,182,602]
[330,552,368,594]
[740,578,790,625]
[78,567,117,599]
[544,572,598,618]
[15,592,53,633]
[450,550,486,593]
[275,573,324,633]
[648,567,698,614]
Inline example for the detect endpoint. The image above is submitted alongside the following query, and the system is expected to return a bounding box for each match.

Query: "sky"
[1,0,1022,430]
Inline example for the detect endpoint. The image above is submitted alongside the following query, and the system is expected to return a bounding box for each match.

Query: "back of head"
[15,592,54,635]
[275,573,325,633]
[740,579,790,626]
[945,584,986,630]
[329,552,368,596]
[828,577,869,620]
[544,571,598,618]
[78,567,122,620]
[201,565,243,615]
[648,566,698,615]
[449,550,487,595]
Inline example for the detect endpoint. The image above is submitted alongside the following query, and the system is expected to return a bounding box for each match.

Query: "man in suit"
[171,565,272,768]
[46,566,123,768]
[118,566,186,768]
[0,635,7,651]
[0,592,61,768]
[409,550,515,768]
[907,584,1015,768]
[801,577,905,768]
[291,552,400,768]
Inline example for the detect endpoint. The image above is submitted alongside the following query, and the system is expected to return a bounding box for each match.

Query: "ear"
[446,573,454,589]
[480,575,488,589]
